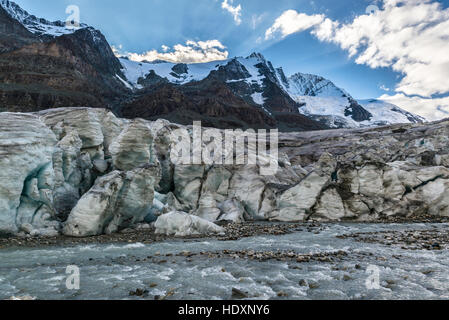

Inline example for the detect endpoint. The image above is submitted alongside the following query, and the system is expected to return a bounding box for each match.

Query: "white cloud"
[265,0,449,120]
[265,10,325,39]
[222,0,242,25]
[123,40,229,64]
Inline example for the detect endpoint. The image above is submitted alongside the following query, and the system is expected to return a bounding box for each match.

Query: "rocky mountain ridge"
[0,1,129,113]
[0,0,87,38]
[120,54,425,129]
[0,0,425,131]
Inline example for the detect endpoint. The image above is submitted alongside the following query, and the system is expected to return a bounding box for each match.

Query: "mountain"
[119,54,424,128]
[120,53,327,130]
[283,73,423,128]
[0,2,38,53]
[0,0,425,131]
[359,99,426,125]
[0,1,128,112]
[0,0,87,39]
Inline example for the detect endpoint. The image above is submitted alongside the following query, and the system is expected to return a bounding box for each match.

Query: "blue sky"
[11,0,449,119]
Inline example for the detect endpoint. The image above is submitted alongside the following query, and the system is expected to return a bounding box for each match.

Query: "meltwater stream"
[1,223,449,300]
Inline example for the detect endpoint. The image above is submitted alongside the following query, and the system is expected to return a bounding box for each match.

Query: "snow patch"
[115,74,133,90]
[359,99,425,125]
[119,58,228,87]
[251,92,265,105]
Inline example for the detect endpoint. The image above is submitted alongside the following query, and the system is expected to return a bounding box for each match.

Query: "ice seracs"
[0,107,448,237]
[0,112,57,236]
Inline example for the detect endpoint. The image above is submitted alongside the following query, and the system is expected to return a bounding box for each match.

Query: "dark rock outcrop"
[0,27,128,112]
[0,5,38,53]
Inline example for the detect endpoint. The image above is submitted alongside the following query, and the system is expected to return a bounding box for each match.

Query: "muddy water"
[1,223,448,300]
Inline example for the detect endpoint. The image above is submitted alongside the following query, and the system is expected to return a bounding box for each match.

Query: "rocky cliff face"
[0,27,128,112]
[0,5,38,53]
[1,108,448,238]
[0,1,128,113]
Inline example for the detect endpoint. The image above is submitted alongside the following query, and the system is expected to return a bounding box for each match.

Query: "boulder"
[154,211,225,237]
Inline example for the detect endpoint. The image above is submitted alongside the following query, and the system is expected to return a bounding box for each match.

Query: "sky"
[10,0,449,120]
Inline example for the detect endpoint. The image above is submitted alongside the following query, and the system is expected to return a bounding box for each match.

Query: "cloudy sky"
[12,0,449,120]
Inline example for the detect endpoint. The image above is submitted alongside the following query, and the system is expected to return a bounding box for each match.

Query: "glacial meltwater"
[1,223,449,300]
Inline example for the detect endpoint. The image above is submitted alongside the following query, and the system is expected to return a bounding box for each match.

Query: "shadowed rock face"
[54,28,123,77]
[0,6,38,54]
[121,81,280,130]
[122,78,327,131]
[344,98,373,122]
[0,26,127,112]
[0,107,448,237]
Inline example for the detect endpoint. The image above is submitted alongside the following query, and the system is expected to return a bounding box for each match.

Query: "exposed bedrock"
[0,107,449,237]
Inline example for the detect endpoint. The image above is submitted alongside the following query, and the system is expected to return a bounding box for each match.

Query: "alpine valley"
[2,0,449,302]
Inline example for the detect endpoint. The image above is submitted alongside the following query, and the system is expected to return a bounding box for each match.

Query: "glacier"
[0,107,448,238]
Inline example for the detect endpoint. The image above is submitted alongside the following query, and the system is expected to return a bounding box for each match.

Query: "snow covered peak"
[247,52,266,63]
[119,58,229,89]
[284,72,427,128]
[0,0,88,37]
[288,72,348,98]
[358,99,426,125]
[83,27,104,44]
[118,52,425,129]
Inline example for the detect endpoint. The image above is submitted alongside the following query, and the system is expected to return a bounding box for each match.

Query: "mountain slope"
[284,73,375,128]
[120,53,423,129]
[287,72,348,97]
[0,0,87,38]
[120,53,328,131]
[359,99,426,125]
[0,25,127,112]
[0,4,38,53]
